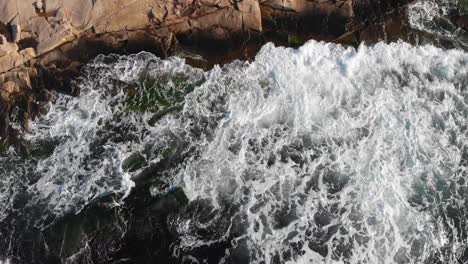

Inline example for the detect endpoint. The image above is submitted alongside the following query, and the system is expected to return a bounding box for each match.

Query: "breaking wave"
[1,40,468,263]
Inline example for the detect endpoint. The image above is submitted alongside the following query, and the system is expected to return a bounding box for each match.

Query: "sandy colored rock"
[0,41,19,59]
[62,0,94,30]
[0,0,414,75]
[30,8,74,54]
[0,0,18,26]
[239,0,262,31]
[19,48,36,60]
[16,0,38,31]
[0,50,26,73]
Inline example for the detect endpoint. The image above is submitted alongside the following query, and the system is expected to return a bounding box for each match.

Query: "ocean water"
[1,1,468,263]
[1,41,467,263]
[407,0,468,49]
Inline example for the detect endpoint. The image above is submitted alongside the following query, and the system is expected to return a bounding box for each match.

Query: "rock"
[0,41,18,58]
[19,47,36,60]
[0,34,6,45]
[62,0,93,30]
[0,81,15,100]
[239,0,262,31]
[30,8,74,54]
[17,71,31,91]
[0,0,413,74]
[122,153,147,173]
[260,0,354,37]
[0,51,23,73]
[0,0,17,27]
[261,0,354,18]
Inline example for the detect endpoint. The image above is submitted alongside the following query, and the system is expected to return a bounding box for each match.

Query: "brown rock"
[261,0,353,17]
[17,70,32,90]
[0,41,19,57]
[239,0,262,31]
[0,51,23,73]
[19,47,36,60]
[92,0,163,33]
[1,81,15,93]
[0,81,15,100]
[62,0,94,30]
[0,34,6,45]
[30,8,74,54]
[16,0,38,31]
[0,0,18,27]
[44,0,61,13]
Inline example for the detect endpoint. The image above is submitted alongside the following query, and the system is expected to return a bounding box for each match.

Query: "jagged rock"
[0,0,414,75]
[30,8,74,54]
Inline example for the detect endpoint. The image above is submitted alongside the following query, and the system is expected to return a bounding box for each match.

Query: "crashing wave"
[1,41,468,263]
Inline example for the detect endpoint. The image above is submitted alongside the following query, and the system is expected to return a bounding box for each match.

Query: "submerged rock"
[3,186,190,264]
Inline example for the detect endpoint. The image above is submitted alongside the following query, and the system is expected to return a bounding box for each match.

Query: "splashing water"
[408,0,456,32]
[407,0,468,49]
[1,41,468,263]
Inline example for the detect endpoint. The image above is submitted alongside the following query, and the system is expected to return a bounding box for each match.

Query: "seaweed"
[123,74,198,113]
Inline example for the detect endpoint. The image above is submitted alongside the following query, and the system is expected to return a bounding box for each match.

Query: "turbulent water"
[407,0,468,50]
[2,41,468,263]
[1,1,468,264]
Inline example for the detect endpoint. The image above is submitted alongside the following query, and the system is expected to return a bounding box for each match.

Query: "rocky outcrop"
[0,0,416,73]
[0,0,265,74]
[0,0,262,145]
[0,0,417,146]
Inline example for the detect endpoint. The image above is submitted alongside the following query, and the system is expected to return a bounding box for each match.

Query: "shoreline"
[0,0,417,146]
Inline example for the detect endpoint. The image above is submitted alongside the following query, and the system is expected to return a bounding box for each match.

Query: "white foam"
[1,41,468,263]
[172,41,468,263]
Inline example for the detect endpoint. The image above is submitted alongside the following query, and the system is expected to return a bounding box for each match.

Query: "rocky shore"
[0,0,421,147]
